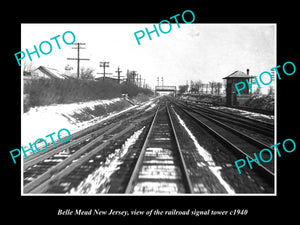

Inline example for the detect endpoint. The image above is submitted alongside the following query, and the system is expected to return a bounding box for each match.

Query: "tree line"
[178,80,223,95]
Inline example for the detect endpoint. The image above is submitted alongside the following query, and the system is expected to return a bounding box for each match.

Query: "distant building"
[223,69,251,105]
[31,66,67,79]
[64,64,73,76]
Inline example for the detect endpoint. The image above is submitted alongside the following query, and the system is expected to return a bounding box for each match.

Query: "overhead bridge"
[155,86,177,96]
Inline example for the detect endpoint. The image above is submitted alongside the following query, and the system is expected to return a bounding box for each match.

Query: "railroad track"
[171,99,274,185]
[23,99,159,194]
[184,99,274,115]
[178,100,274,138]
[23,96,274,194]
[125,102,193,194]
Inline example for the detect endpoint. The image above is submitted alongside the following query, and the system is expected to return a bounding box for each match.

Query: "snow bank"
[21,98,132,146]
[210,106,274,123]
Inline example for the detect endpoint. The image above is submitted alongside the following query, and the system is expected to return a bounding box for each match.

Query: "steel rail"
[23,97,160,168]
[125,102,194,194]
[124,105,160,193]
[26,111,158,194]
[175,101,273,151]
[166,103,193,193]
[24,121,123,193]
[178,100,273,136]
[23,121,119,170]
[173,103,274,186]
[180,99,273,128]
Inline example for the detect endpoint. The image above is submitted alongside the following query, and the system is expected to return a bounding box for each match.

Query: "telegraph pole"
[139,75,142,87]
[114,66,123,83]
[67,43,90,79]
[136,73,140,87]
[161,77,164,87]
[157,77,159,86]
[132,71,137,85]
[142,78,146,88]
[126,70,130,83]
[97,61,112,81]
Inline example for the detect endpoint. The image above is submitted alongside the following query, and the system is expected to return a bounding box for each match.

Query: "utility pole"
[139,75,142,87]
[126,70,130,83]
[114,66,123,84]
[67,43,90,79]
[132,71,137,85]
[136,74,141,87]
[161,77,164,87]
[136,74,140,87]
[97,61,112,81]
[142,78,146,88]
[157,77,159,86]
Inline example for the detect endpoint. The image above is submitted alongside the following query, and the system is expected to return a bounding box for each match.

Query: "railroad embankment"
[23,78,153,112]
[244,95,274,112]
[22,92,155,147]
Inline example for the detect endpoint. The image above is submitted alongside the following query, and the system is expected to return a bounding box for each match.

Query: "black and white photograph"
[3,4,298,224]
[20,23,276,195]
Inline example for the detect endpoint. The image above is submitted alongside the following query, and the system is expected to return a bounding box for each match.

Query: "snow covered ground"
[21,98,137,147]
[173,110,236,194]
[69,127,145,194]
[209,106,274,124]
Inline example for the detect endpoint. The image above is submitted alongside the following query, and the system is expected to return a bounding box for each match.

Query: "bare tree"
[267,86,274,97]
[253,87,261,96]
[205,83,209,94]
[209,81,216,95]
[199,83,205,94]
[190,80,199,93]
[23,60,35,75]
[126,70,138,85]
[80,67,95,80]
[178,85,188,95]
[193,80,202,93]
[215,82,222,95]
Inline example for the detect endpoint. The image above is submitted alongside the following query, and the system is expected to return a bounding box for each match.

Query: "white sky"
[21,23,276,90]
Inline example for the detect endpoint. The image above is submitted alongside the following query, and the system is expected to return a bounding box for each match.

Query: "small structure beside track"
[223,69,252,106]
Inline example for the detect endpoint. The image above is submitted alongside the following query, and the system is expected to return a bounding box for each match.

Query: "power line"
[113,66,124,84]
[136,73,140,87]
[131,71,137,85]
[97,61,113,81]
[67,43,90,79]
[142,78,146,88]
[139,74,142,87]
